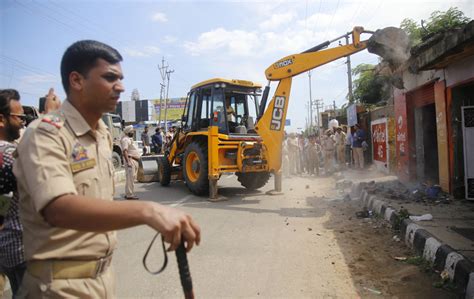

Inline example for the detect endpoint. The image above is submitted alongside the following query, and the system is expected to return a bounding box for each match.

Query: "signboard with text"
[394,89,409,181]
[371,118,389,173]
[151,98,186,121]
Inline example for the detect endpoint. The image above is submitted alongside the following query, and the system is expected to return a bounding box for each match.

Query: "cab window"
[185,91,196,129]
[211,88,227,133]
[199,88,211,129]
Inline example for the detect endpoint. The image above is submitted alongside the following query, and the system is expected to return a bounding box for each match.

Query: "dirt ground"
[323,194,459,298]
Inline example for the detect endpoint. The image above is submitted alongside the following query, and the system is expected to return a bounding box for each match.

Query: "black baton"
[175,241,195,299]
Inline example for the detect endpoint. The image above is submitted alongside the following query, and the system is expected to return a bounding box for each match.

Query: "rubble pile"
[363,180,451,205]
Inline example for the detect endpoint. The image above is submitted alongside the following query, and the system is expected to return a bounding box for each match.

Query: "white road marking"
[170,194,194,207]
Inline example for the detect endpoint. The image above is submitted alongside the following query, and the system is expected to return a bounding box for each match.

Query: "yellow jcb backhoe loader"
[157,26,409,200]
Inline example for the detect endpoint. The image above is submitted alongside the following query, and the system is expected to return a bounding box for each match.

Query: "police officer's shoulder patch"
[37,112,65,133]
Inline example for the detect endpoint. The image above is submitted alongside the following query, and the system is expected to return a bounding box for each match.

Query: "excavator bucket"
[137,155,161,183]
[367,27,411,69]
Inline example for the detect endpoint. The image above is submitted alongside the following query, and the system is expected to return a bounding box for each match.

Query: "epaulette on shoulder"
[37,112,65,132]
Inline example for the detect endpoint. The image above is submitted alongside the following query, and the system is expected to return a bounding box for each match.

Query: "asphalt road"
[113,174,361,298]
[1,172,453,298]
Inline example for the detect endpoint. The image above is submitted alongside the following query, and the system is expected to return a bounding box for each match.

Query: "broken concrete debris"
[363,180,451,205]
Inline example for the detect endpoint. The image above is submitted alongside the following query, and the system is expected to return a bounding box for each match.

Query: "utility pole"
[308,71,313,133]
[158,57,168,128]
[164,68,174,132]
[345,35,354,103]
[158,83,165,126]
[313,99,324,140]
[305,103,311,132]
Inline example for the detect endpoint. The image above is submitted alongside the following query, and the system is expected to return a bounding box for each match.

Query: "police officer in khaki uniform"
[13,40,200,298]
[121,125,140,199]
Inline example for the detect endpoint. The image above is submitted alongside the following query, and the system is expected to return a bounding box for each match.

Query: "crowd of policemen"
[282,125,353,177]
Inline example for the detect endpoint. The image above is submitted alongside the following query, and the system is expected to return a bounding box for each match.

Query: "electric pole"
[164,68,174,132]
[158,57,168,127]
[158,83,165,126]
[313,99,324,140]
[345,35,354,103]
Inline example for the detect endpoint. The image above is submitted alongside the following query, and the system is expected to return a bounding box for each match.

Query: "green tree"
[352,64,390,105]
[401,7,470,45]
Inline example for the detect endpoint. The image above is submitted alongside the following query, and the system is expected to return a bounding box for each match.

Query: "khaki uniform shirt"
[13,100,116,261]
[334,132,346,147]
[120,136,140,159]
[322,135,336,151]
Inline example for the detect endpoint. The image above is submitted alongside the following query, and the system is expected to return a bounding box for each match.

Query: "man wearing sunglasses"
[0,89,26,297]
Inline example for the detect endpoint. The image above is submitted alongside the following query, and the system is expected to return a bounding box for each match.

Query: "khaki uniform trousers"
[307,148,319,175]
[353,147,364,169]
[336,145,345,165]
[324,150,334,174]
[282,154,290,177]
[125,159,139,197]
[18,264,114,298]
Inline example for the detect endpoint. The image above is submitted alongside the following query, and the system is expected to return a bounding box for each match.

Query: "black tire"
[183,141,209,196]
[236,172,270,190]
[158,156,171,186]
[112,151,122,170]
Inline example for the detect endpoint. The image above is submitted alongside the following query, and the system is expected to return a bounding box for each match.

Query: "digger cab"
[182,78,261,136]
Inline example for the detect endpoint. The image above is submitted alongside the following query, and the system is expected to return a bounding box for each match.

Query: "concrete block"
[368,195,376,209]
[413,229,431,256]
[384,207,395,222]
[405,222,421,247]
[445,252,465,281]
[434,245,454,271]
[423,237,442,264]
[466,272,474,299]
[454,259,474,291]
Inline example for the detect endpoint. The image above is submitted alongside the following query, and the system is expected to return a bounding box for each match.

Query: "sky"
[1,0,473,132]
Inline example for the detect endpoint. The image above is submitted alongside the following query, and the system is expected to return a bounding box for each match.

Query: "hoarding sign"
[151,98,186,121]
[347,104,357,126]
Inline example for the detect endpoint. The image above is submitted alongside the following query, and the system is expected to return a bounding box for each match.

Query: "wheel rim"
[186,152,200,183]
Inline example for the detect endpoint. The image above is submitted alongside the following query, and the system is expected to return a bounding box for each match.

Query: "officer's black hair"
[60,40,123,95]
[0,89,20,117]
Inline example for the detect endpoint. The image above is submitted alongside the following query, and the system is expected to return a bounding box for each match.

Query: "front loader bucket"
[367,27,411,69]
[137,155,161,183]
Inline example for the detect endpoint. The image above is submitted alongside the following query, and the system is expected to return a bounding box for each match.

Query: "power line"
[324,0,340,40]
[14,0,130,52]
[32,1,101,35]
[0,55,57,77]
[349,0,364,27]
[13,0,89,36]
[311,0,323,40]
[43,0,131,49]
[365,0,383,28]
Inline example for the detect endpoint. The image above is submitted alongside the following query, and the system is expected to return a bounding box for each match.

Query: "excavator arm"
[255,27,373,174]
